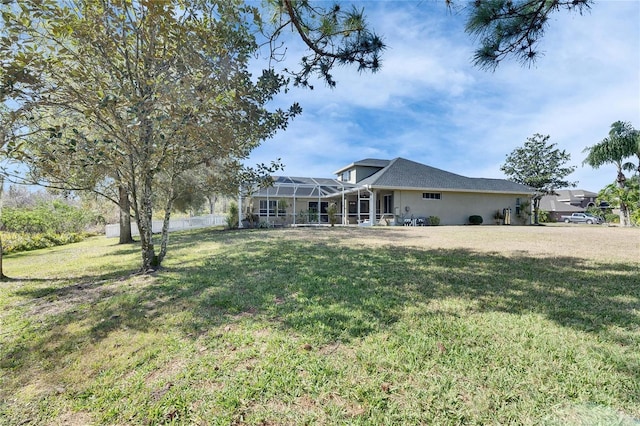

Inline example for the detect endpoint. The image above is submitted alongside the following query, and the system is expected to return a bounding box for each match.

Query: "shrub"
[307,208,318,223]
[242,213,259,228]
[604,213,620,224]
[226,202,239,229]
[517,200,532,225]
[327,203,338,227]
[538,209,551,223]
[2,231,92,254]
[428,216,440,226]
[297,210,309,224]
[468,215,483,225]
[2,201,94,234]
[277,199,288,217]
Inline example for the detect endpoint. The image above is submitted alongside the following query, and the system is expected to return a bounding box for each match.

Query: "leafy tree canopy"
[0,0,299,271]
[501,133,576,193]
[501,133,576,223]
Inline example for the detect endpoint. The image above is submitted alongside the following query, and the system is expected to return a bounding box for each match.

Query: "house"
[539,189,599,222]
[555,189,598,209]
[241,157,533,226]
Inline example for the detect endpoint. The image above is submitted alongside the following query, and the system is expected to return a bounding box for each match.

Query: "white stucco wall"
[392,190,530,225]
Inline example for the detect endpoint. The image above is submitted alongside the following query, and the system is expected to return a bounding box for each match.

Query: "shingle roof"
[555,189,598,201]
[357,158,532,194]
[333,158,390,175]
[539,196,584,212]
[251,158,532,198]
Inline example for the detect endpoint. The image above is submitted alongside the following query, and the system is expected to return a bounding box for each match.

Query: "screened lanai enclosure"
[238,176,377,227]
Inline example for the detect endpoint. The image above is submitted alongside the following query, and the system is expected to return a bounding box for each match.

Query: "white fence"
[105,214,226,238]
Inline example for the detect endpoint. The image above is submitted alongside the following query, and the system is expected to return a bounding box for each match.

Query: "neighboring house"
[555,189,598,209]
[539,189,598,222]
[242,157,533,226]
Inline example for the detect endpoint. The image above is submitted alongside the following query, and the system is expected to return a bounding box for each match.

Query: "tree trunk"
[133,104,158,272]
[206,194,217,215]
[158,201,174,265]
[533,196,541,225]
[0,233,5,281]
[118,185,134,244]
[0,176,6,281]
[616,173,631,227]
[619,201,630,227]
[137,173,156,272]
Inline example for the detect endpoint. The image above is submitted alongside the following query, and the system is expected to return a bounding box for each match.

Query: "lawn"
[0,225,638,425]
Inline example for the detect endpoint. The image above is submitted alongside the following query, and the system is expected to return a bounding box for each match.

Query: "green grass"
[1,227,639,425]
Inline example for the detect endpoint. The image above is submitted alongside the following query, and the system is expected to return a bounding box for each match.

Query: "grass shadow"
[8,235,639,347]
[1,229,638,417]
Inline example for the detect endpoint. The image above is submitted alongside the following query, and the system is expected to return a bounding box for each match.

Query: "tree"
[0,3,136,244]
[500,134,576,224]
[1,0,298,272]
[463,0,592,70]
[583,121,640,226]
[597,178,639,226]
[7,122,136,244]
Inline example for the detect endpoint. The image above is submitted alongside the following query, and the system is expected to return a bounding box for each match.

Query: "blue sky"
[248,0,640,192]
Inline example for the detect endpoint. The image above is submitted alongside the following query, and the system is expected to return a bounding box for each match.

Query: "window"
[309,201,329,222]
[276,200,287,215]
[515,198,521,215]
[383,194,393,214]
[260,200,286,215]
[422,192,441,200]
[259,200,277,215]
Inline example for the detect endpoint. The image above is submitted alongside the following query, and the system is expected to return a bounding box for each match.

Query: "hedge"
[2,201,95,234]
[468,215,483,225]
[1,231,93,254]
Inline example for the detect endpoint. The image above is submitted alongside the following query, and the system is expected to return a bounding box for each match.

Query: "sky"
[247,0,640,192]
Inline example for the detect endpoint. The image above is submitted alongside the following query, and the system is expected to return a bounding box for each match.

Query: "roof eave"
[368,185,534,195]
[333,163,356,175]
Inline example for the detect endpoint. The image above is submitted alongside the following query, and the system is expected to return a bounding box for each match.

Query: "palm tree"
[583,121,639,226]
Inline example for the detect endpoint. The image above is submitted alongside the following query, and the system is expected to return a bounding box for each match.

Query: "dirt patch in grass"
[146,357,186,385]
[16,274,156,322]
[24,280,116,319]
[281,225,639,263]
[53,410,94,426]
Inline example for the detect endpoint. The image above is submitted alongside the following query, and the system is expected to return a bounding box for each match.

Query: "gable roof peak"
[333,158,390,175]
